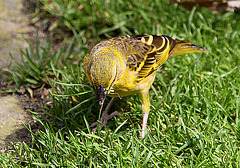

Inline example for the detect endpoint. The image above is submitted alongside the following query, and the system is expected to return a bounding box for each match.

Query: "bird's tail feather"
[170,40,208,56]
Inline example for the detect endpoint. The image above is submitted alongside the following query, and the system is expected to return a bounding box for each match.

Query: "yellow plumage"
[84,35,207,138]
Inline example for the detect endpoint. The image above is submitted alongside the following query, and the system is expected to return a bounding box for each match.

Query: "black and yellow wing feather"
[108,35,206,81]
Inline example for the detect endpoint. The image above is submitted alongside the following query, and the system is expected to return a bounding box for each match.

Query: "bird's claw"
[90,111,121,132]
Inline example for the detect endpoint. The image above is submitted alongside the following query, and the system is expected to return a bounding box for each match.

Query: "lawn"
[0,0,239,167]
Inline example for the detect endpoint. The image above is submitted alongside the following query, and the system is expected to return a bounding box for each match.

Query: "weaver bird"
[84,35,207,138]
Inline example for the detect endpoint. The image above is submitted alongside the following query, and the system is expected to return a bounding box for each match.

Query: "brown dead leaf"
[169,0,240,13]
[72,96,79,103]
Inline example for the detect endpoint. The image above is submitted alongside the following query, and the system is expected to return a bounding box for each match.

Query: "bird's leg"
[91,97,120,132]
[140,90,150,139]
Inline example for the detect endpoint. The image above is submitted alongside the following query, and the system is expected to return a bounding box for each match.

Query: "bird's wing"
[110,35,175,81]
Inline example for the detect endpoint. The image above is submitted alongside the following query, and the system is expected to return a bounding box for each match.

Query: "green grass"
[1,0,240,167]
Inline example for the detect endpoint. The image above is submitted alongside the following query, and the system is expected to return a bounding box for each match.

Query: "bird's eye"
[112,77,116,83]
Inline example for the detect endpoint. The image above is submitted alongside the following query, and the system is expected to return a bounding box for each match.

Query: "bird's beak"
[96,85,107,113]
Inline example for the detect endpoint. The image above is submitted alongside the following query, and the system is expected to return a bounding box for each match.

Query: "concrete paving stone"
[0,96,31,145]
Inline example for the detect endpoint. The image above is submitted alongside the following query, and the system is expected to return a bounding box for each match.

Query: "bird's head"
[86,56,118,112]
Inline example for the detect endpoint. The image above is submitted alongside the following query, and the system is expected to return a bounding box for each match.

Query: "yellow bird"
[84,35,207,138]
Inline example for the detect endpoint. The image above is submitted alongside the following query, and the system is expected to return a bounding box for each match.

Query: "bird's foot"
[90,111,121,132]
